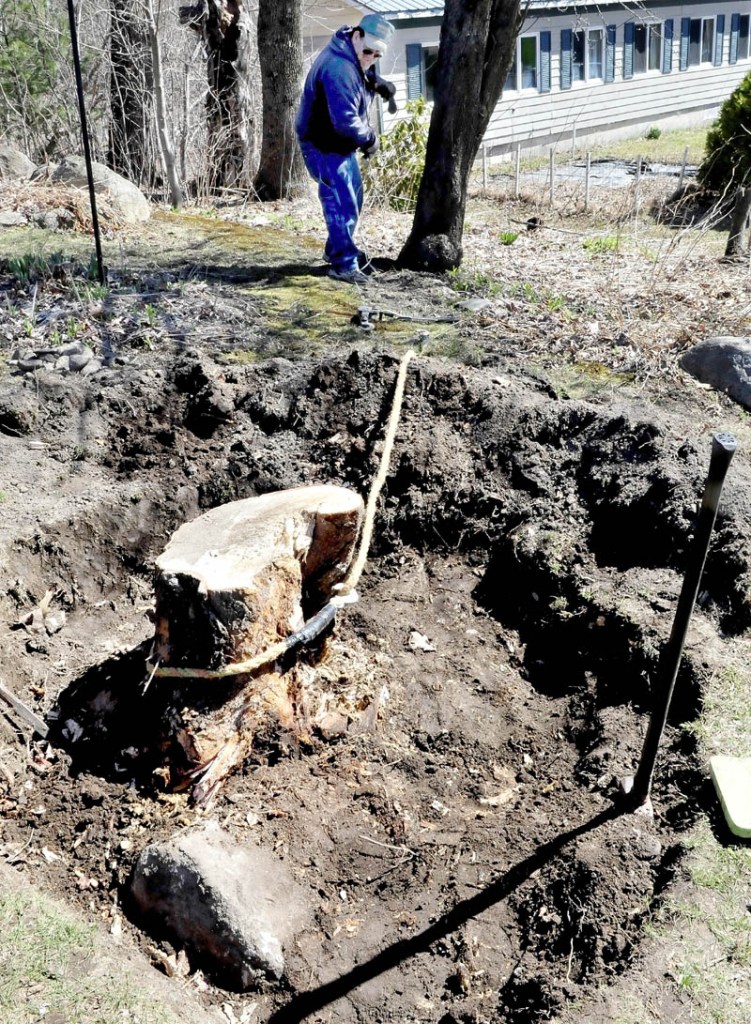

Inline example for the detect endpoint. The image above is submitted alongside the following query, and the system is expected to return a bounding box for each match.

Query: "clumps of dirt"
[1,344,750,1022]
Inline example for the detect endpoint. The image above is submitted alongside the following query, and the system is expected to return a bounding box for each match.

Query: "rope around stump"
[144,349,416,684]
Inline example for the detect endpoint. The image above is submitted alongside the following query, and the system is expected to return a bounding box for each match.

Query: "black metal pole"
[625,432,737,808]
[66,0,105,285]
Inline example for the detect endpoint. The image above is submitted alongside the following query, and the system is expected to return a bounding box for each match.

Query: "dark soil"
[1,206,750,1024]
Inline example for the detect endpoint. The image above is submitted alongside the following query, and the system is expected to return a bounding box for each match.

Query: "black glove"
[373,74,398,115]
[362,136,379,159]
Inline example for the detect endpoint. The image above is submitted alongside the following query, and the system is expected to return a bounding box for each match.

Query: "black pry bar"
[625,432,737,808]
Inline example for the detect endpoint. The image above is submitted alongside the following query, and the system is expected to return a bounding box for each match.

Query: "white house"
[303,1,751,154]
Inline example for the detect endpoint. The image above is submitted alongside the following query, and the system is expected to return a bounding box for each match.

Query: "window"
[405,42,440,101]
[572,30,585,81]
[507,35,538,89]
[505,33,551,92]
[588,29,604,79]
[520,35,538,88]
[572,28,604,81]
[688,18,715,65]
[634,23,662,73]
[562,26,607,89]
[423,46,439,101]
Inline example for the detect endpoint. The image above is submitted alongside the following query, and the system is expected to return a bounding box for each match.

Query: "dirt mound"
[1,343,749,1022]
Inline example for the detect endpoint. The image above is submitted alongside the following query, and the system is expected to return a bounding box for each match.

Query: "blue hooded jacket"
[296,27,377,155]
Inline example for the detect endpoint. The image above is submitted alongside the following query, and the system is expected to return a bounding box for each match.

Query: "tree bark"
[180,0,256,191]
[144,0,185,207]
[253,0,306,200]
[399,0,521,272]
[724,186,751,260]
[108,0,157,188]
[151,486,363,806]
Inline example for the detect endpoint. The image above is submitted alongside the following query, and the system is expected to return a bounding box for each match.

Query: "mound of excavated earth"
[1,345,749,1022]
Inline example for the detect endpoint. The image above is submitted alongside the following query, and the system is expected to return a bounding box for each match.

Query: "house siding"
[304,3,751,153]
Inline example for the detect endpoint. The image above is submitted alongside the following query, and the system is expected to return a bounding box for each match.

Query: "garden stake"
[622,432,737,810]
[66,0,105,285]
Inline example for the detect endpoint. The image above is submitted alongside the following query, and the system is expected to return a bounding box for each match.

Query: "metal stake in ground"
[66,0,105,285]
[623,432,737,810]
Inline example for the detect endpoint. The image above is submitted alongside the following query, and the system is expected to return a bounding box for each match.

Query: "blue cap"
[358,13,395,54]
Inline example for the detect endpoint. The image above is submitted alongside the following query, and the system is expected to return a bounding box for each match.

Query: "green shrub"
[363,97,430,212]
[698,70,751,193]
[645,126,662,140]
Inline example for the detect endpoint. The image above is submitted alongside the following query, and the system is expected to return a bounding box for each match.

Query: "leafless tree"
[253,0,305,200]
[142,0,184,205]
[180,0,256,192]
[399,0,522,272]
[108,0,157,187]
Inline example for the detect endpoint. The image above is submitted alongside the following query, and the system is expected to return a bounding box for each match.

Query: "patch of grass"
[688,663,751,758]
[583,235,619,255]
[587,126,707,166]
[222,349,264,365]
[499,230,518,245]
[649,653,751,1023]
[545,292,571,314]
[446,267,503,298]
[427,332,484,366]
[81,282,109,301]
[0,888,176,1024]
[5,251,60,283]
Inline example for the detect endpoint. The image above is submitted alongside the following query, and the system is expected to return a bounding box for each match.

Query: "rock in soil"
[131,821,310,986]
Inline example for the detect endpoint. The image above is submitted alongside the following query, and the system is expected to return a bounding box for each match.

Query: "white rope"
[146,349,416,682]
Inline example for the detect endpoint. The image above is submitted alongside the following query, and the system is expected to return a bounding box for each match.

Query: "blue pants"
[299,143,363,274]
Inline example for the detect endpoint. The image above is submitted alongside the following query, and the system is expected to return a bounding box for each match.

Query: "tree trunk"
[724,186,751,260]
[180,0,256,192]
[150,486,363,806]
[399,0,521,272]
[108,0,157,188]
[253,0,305,200]
[144,0,185,207]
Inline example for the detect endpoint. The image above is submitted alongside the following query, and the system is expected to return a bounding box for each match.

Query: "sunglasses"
[362,48,382,57]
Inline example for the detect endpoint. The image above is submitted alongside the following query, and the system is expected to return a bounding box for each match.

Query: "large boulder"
[679,336,751,411]
[130,821,310,988]
[0,144,35,180]
[49,156,150,223]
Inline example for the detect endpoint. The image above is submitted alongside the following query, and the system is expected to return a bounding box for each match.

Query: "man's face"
[353,32,382,71]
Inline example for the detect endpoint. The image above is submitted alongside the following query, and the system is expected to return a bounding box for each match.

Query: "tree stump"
[725,186,751,260]
[150,485,363,805]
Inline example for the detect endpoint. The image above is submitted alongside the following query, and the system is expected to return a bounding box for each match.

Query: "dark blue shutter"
[605,25,616,82]
[406,43,423,100]
[730,12,740,64]
[662,19,674,73]
[680,17,690,70]
[560,29,572,89]
[539,31,551,92]
[715,14,725,65]
[623,22,634,79]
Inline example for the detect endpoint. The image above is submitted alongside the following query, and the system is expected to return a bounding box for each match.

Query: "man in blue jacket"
[296,13,395,284]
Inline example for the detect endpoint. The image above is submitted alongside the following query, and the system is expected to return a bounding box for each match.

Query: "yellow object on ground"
[710,755,751,838]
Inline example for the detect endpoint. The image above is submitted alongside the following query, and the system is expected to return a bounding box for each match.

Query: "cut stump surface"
[150,485,364,803]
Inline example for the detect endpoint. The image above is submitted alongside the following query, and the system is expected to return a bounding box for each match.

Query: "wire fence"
[470,143,706,223]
